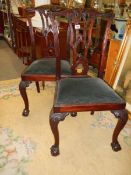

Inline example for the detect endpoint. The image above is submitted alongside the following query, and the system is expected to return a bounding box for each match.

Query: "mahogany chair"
[49,9,128,156]
[19,5,73,116]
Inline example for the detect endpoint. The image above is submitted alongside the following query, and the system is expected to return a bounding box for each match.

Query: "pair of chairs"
[19,5,128,156]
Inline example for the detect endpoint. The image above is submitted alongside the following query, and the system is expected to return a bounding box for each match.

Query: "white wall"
[31,0,51,28]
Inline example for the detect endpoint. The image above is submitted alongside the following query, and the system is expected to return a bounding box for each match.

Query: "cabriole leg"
[19,80,31,117]
[35,81,40,93]
[111,109,128,151]
[49,110,68,156]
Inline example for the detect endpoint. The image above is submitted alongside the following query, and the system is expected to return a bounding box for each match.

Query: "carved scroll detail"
[50,112,69,122]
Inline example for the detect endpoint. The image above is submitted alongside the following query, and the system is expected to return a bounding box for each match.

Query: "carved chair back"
[67,8,95,75]
[25,5,71,77]
[25,6,114,79]
[67,8,114,77]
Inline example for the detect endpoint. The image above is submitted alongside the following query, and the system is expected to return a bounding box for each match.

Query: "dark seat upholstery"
[55,77,124,106]
[22,59,71,76]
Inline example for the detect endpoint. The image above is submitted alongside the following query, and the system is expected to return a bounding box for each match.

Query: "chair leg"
[19,80,31,117]
[111,109,128,151]
[35,81,40,93]
[91,111,94,115]
[49,109,69,156]
[42,81,45,90]
[70,112,77,117]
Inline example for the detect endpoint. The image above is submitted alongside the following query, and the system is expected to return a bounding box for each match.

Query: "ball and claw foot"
[22,109,30,117]
[50,145,59,156]
[91,111,94,115]
[71,112,77,117]
[111,142,121,152]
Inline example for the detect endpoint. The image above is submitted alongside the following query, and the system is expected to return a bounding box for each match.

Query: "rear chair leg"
[91,111,94,115]
[42,81,45,90]
[19,80,31,117]
[49,109,69,156]
[111,109,128,151]
[70,112,77,117]
[35,81,40,93]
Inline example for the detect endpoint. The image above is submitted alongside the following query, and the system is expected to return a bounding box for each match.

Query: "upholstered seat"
[22,59,71,76]
[55,77,124,107]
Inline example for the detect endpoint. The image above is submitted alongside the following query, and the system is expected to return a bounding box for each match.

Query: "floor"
[0,38,131,175]
[0,39,26,80]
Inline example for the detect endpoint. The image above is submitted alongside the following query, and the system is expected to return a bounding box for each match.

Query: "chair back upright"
[96,11,114,78]
[89,10,114,78]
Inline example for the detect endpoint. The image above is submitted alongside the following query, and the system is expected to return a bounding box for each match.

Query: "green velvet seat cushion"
[55,77,125,106]
[22,58,71,75]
